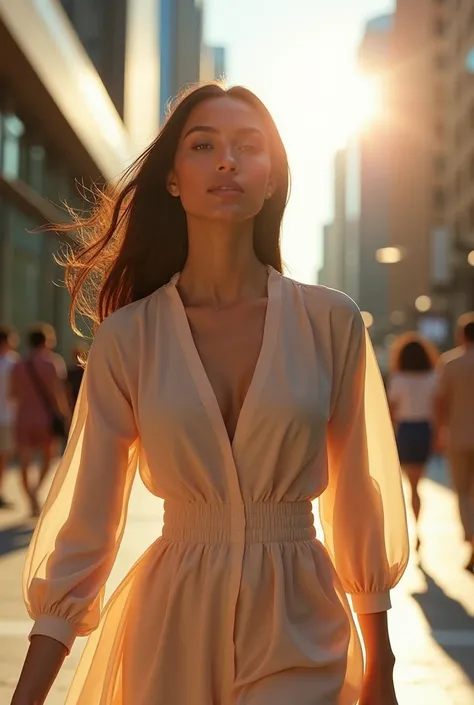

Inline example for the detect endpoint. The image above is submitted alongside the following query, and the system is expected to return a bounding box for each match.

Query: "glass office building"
[0,0,160,354]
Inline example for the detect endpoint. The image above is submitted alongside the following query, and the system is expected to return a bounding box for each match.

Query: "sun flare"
[318,69,383,150]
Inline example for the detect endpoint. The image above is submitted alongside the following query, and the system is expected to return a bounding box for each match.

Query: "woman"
[12,84,408,705]
[10,326,70,517]
[387,333,438,550]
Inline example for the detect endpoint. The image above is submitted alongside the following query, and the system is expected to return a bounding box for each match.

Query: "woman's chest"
[184,301,267,439]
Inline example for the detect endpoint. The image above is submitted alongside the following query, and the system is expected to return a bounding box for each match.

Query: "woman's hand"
[359,659,398,705]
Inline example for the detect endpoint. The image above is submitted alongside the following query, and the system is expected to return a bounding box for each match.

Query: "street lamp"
[468,250,474,267]
[376,247,404,264]
[415,295,432,313]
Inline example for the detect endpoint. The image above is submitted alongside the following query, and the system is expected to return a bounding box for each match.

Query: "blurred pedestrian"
[66,342,87,409]
[41,322,68,381]
[0,325,19,508]
[10,326,70,517]
[387,333,439,550]
[12,83,407,705]
[435,313,474,572]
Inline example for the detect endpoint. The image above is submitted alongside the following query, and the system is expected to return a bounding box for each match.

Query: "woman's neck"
[179,218,269,307]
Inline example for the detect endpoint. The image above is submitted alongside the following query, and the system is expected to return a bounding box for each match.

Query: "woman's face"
[169,96,274,223]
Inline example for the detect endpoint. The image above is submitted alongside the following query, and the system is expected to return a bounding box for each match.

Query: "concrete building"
[443,0,474,317]
[387,0,451,345]
[0,0,161,353]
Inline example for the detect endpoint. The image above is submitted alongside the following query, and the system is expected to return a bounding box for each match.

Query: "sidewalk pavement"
[0,458,473,704]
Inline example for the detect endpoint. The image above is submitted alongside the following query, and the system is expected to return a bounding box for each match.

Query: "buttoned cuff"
[29,615,77,654]
[350,590,392,614]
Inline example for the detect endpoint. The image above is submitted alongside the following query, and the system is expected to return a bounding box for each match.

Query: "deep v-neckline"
[167,266,282,451]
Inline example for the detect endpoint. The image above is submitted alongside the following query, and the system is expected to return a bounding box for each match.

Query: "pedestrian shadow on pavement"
[412,566,474,684]
[0,522,34,557]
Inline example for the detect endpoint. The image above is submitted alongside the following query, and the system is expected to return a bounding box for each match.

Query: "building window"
[27,145,47,193]
[1,114,25,180]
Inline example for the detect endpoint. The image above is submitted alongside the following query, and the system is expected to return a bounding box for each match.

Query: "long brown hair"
[56,83,290,333]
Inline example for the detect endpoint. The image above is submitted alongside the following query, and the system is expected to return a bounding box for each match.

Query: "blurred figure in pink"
[387,333,439,551]
[10,325,70,516]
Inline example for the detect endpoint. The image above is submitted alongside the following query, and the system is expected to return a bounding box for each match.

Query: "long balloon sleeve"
[320,312,409,614]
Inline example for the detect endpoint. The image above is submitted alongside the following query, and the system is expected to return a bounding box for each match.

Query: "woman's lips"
[209,186,244,196]
[208,180,244,195]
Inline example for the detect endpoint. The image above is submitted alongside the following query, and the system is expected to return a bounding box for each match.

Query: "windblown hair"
[389,332,439,373]
[53,83,290,334]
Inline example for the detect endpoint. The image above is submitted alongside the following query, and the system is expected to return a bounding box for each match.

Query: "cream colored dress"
[24,268,409,705]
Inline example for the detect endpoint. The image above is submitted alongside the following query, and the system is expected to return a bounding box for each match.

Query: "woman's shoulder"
[284,276,363,328]
[94,286,168,346]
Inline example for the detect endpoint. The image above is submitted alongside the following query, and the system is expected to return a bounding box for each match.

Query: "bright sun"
[318,70,382,150]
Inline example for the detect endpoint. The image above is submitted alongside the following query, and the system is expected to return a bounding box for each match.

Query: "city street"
[1,459,473,704]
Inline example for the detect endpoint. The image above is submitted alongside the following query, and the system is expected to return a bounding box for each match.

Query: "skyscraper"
[160,0,204,121]
[159,0,227,122]
[443,1,474,316]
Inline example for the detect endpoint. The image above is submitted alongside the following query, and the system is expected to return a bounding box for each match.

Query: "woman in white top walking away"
[387,334,439,551]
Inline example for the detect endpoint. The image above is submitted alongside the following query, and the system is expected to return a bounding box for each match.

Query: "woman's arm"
[358,611,395,667]
[358,613,398,705]
[11,637,67,705]
[320,301,409,699]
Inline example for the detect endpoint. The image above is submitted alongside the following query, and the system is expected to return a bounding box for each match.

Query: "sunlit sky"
[205,0,394,283]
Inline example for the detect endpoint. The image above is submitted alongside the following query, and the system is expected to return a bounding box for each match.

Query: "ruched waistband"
[161,500,316,544]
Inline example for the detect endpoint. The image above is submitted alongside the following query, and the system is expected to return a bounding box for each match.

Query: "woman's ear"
[265,178,275,200]
[167,171,180,197]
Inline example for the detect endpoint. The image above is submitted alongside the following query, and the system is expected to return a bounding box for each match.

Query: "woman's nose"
[217,148,237,172]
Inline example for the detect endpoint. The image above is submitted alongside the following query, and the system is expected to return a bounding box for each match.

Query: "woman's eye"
[239,144,258,153]
[192,142,213,151]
